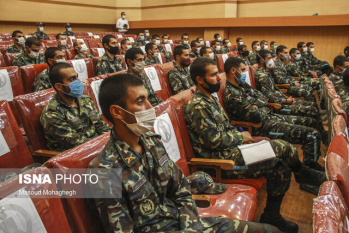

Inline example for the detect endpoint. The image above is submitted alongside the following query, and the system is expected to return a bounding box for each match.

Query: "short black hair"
[306,42,314,47]
[270,41,276,46]
[45,47,63,64]
[49,63,73,90]
[162,34,168,38]
[333,55,349,68]
[181,33,189,39]
[121,38,129,46]
[257,50,271,64]
[260,40,267,45]
[343,67,349,87]
[236,37,242,43]
[190,40,199,48]
[222,39,229,45]
[344,46,349,55]
[55,33,65,40]
[145,43,155,53]
[99,74,144,123]
[12,30,23,38]
[102,34,116,48]
[252,41,259,48]
[237,44,247,52]
[200,46,210,56]
[151,34,160,40]
[224,57,244,75]
[211,40,219,47]
[276,45,287,55]
[137,31,143,36]
[297,42,305,49]
[25,37,41,47]
[196,37,203,41]
[214,33,220,39]
[289,48,298,55]
[125,48,144,67]
[174,45,188,60]
[121,12,125,15]
[190,57,216,85]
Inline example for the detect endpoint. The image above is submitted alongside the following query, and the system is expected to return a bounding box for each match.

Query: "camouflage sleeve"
[33,73,51,92]
[39,55,45,64]
[271,67,290,84]
[168,70,185,94]
[164,52,172,63]
[301,57,311,73]
[248,54,257,66]
[95,60,108,75]
[91,103,111,135]
[189,52,196,58]
[143,75,163,106]
[256,74,284,104]
[11,56,22,67]
[252,88,269,108]
[145,58,152,66]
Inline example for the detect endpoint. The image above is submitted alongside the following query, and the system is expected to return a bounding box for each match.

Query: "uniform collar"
[54,93,82,109]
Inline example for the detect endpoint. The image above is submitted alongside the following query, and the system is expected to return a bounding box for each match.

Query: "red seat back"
[0,45,9,55]
[0,41,13,46]
[20,63,49,93]
[14,88,56,151]
[41,40,58,48]
[333,115,348,140]
[158,62,175,96]
[90,48,105,57]
[143,65,170,101]
[67,58,94,78]
[332,98,348,124]
[0,53,6,67]
[117,54,126,70]
[4,52,19,66]
[86,38,102,49]
[82,74,109,111]
[216,72,228,111]
[327,135,348,164]
[65,48,91,60]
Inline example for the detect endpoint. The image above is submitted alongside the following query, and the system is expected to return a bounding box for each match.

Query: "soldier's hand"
[252,105,259,109]
[311,78,318,81]
[294,81,300,87]
[310,71,318,78]
[241,131,254,144]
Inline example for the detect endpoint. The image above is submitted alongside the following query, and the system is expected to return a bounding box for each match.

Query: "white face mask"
[302,47,308,52]
[55,59,66,63]
[16,37,25,45]
[122,15,126,19]
[164,39,168,43]
[119,106,156,136]
[79,44,88,53]
[28,49,39,59]
[217,37,222,41]
[183,40,189,45]
[227,42,231,47]
[266,59,275,68]
[196,47,201,54]
[209,52,215,60]
[310,48,314,52]
[145,33,150,37]
[39,27,44,32]
[256,46,261,51]
[239,41,243,45]
[155,40,160,45]
[264,45,269,50]
[216,45,221,51]
[60,40,67,46]
[126,45,132,50]
[131,60,145,73]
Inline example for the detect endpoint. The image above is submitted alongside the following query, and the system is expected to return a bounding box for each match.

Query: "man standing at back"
[116,12,129,33]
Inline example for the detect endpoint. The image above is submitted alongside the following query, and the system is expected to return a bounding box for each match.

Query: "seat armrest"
[280,89,288,94]
[267,103,282,111]
[192,195,211,208]
[292,77,301,81]
[275,84,290,89]
[230,120,262,134]
[189,158,235,170]
[34,150,61,157]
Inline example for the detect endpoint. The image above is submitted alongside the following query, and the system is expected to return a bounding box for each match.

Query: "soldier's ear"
[110,105,123,120]
[196,76,203,85]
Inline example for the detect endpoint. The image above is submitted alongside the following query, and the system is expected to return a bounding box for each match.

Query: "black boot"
[299,184,320,195]
[259,195,298,233]
[293,163,327,186]
[305,161,325,172]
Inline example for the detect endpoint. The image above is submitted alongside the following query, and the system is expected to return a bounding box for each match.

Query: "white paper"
[93,35,100,39]
[71,59,88,81]
[0,130,10,157]
[145,41,149,44]
[222,54,229,63]
[164,44,172,54]
[238,140,276,165]
[77,39,84,43]
[156,53,163,64]
[144,67,161,91]
[0,69,14,101]
[69,36,75,45]
[0,189,47,233]
[97,48,105,57]
[128,37,134,42]
[117,34,123,38]
[25,35,32,39]
[140,46,146,53]
[87,32,93,36]
[154,113,181,162]
[168,40,173,44]
[245,71,251,86]
[206,41,210,47]
[90,79,103,111]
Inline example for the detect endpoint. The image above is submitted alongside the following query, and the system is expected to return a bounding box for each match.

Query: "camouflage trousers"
[300,78,321,90]
[287,85,315,101]
[254,114,322,165]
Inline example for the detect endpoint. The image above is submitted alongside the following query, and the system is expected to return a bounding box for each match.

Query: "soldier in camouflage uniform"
[12,37,45,67]
[329,55,349,103]
[211,40,223,57]
[235,37,243,52]
[189,40,200,58]
[168,45,194,94]
[287,48,321,90]
[200,46,215,61]
[56,33,71,51]
[120,38,131,55]
[144,43,161,66]
[269,41,277,58]
[40,63,110,151]
[5,30,25,54]
[185,57,326,233]
[237,44,251,66]
[144,29,151,42]
[96,35,123,75]
[223,57,327,171]
[133,31,146,48]
[125,48,163,106]
[260,40,269,51]
[33,47,66,92]
[248,41,260,66]
[73,40,94,60]
[89,73,280,233]
[62,23,76,36]
[296,42,318,78]
[221,39,231,54]
[179,33,190,49]
[151,34,173,62]
[33,22,49,40]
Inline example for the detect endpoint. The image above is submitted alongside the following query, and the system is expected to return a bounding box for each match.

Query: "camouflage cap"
[187,171,227,195]
[36,22,45,26]
[65,23,71,28]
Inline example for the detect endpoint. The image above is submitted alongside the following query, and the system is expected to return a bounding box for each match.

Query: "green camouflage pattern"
[33,31,49,40]
[271,58,298,84]
[303,52,322,71]
[286,59,320,90]
[213,48,223,56]
[187,171,227,195]
[238,55,251,66]
[168,64,194,94]
[221,47,231,54]
[33,67,51,91]
[329,72,349,102]
[133,40,146,48]
[189,50,199,58]
[74,53,94,60]
[248,51,257,65]
[89,129,280,233]
[62,31,76,36]
[5,44,24,53]
[12,51,45,67]
[157,45,173,63]
[296,52,311,73]
[269,49,276,58]
[40,94,110,151]
[145,36,151,41]
[95,53,123,75]
[179,41,190,50]
[144,55,161,66]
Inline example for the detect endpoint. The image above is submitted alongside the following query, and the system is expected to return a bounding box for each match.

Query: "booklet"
[238,140,276,165]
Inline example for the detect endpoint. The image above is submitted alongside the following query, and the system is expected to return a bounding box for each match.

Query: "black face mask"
[242,50,249,57]
[201,78,220,93]
[108,46,119,55]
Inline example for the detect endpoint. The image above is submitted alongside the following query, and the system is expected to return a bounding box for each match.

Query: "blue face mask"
[295,54,301,60]
[61,79,84,98]
[140,36,145,41]
[235,70,247,85]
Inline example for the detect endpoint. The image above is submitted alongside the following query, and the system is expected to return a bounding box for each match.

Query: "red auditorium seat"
[0,46,9,55]
[313,181,349,233]
[65,48,92,60]
[143,65,170,101]
[86,38,103,49]
[0,41,13,46]
[154,100,258,221]
[66,58,94,79]
[159,44,174,59]
[20,63,49,93]
[41,40,58,48]
[0,53,6,67]
[332,98,348,125]
[327,135,348,164]
[126,34,137,41]
[4,52,19,66]
[231,44,237,51]
[14,88,60,157]
[82,74,109,111]
[90,48,105,57]
[215,52,238,73]
[0,167,72,233]
[157,62,175,96]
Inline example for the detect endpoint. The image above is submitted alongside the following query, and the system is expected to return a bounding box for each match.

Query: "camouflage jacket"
[189,50,199,58]
[296,52,311,73]
[95,53,123,75]
[33,67,51,92]
[12,51,45,67]
[213,48,222,56]
[221,47,231,54]
[133,40,146,47]
[127,70,163,106]
[157,45,172,63]
[329,72,349,102]
[33,31,49,40]
[286,59,310,81]
[223,81,271,123]
[269,49,277,58]
[74,53,94,60]
[145,36,151,42]
[248,51,257,65]
[304,52,322,70]
[62,31,76,36]
[237,55,251,66]
[145,55,161,66]
[5,44,24,53]
[179,41,190,50]
[255,67,286,104]
[89,129,204,232]
[168,64,194,94]
[271,58,296,85]
[40,94,110,151]
[185,90,244,160]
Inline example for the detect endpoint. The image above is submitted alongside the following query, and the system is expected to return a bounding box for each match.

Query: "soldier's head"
[306,42,315,53]
[196,37,204,46]
[297,42,307,53]
[260,40,268,50]
[252,41,260,52]
[102,34,119,56]
[344,46,349,58]
[276,45,289,61]
[121,39,131,51]
[181,33,189,44]
[56,33,68,47]
[190,57,220,94]
[214,33,221,41]
[162,34,169,43]
[343,67,349,88]
[333,55,349,74]
[211,40,221,51]
[289,48,301,62]
[45,47,65,66]
[190,40,200,53]
[224,57,246,85]
[73,40,88,54]
[151,34,161,45]
[236,37,243,45]
[144,29,150,37]
[125,48,145,74]
[270,41,277,50]
[200,46,214,60]
[24,37,41,58]
[257,50,273,69]
[65,23,72,32]
[12,30,25,46]
[99,74,152,134]
[137,31,145,41]
[238,45,249,57]
[49,63,82,99]
[145,43,158,57]
[36,22,44,32]
[174,45,190,67]
[223,39,231,48]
